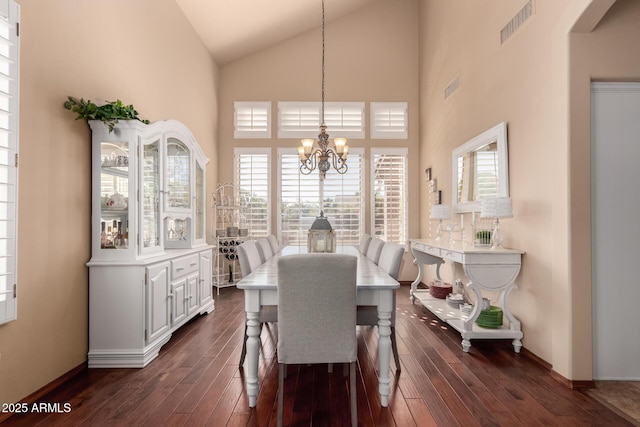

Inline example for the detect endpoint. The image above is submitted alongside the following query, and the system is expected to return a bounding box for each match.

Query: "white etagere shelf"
[211,183,253,294]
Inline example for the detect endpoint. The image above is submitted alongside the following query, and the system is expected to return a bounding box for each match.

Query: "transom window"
[277,102,365,139]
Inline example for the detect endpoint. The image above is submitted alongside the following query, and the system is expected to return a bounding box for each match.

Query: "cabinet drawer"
[440,249,463,263]
[423,245,441,257]
[172,254,199,279]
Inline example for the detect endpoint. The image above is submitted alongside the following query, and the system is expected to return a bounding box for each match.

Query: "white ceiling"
[176,0,379,65]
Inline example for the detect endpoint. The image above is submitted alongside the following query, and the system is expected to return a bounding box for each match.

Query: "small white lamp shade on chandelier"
[480,197,513,249]
[297,0,348,180]
[430,204,450,241]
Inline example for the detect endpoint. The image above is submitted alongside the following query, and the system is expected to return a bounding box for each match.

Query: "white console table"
[409,239,524,353]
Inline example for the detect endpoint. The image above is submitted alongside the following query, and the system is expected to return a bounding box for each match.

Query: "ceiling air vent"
[501,0,534,44]
[445,75,460,99]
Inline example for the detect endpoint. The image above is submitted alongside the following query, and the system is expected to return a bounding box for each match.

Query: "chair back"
[267,235,282,254]
[366,237,385,264]
[377,242,404,280]
[256,237,274,263]
[277,254,357,365]
[237,240,263,276]
[358,234,372,254]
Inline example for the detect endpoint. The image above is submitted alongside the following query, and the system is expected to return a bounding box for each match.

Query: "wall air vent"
[501,0,534,44]
[445,75,460,99]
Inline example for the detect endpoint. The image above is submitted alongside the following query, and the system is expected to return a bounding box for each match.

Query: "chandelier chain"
[298,0,348,180]
[321,0,325,125]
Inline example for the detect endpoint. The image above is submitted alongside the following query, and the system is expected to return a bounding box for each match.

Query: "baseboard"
[550,370,595,389]
[0,362,87,424]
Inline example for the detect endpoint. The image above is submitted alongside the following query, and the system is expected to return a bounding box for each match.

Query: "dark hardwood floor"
[4,285,636,426]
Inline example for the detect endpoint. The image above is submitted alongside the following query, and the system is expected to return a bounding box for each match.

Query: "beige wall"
[417,0,619,380]
[218,0,420,281]
[0,0,218,403]
[568,0,640,379]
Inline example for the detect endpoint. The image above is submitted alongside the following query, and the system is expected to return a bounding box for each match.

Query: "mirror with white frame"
[451,122,509,213]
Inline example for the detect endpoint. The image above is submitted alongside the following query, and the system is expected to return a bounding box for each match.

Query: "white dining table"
[236,245,400,408]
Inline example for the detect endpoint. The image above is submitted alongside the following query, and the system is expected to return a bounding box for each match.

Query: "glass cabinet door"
[195,162,205,241]
[100,141,129,250]
[166,138,190,210]
[141,138,161,251]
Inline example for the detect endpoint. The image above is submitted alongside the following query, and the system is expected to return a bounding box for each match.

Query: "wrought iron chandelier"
[297,0,349,180]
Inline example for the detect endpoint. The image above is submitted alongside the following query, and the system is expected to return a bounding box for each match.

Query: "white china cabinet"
[86,119,214,368]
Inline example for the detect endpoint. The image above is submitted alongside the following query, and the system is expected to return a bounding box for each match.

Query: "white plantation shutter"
[474,150,500,200]
[371,102,408,139]
[234,102,271,138]
[0,0,18,325]
[277,102,364,138]
[278,148,364,246]
[371,148,407,246]
[457,150,500,202]
[234,148,270,237]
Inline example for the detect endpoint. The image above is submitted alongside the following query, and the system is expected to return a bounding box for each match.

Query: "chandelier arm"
[330,151,349,174]
[300,150,318,175]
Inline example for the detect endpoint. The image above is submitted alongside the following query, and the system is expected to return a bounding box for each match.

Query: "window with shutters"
[370,102,408,139]
[234,101,271,139]
[278,148,364,246]
[277,102,365,139]
[234,148,271,237]
[0,0,18,325]
[371,148,407,246]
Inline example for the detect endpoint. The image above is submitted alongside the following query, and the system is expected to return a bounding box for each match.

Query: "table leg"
[410,261,424,304]
[245,310,261,407]
[377,293,394,407]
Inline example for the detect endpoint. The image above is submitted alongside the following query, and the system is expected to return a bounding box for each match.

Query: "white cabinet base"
[88,246,214,368]
[88,335,172,368]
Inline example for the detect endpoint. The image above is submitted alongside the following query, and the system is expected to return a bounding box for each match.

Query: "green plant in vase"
[63,96,150,132]
[475,230,492,246]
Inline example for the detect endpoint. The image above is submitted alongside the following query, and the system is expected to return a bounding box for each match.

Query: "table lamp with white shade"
[480,197,513,249]
[430,204,450,241]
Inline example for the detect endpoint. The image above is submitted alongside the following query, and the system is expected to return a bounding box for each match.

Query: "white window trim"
[0,0,19,325]
[277,101,365,139]
[233,147,272,236]
[370,147,408,247]
[370,102,408,139]
[234,101,271,139]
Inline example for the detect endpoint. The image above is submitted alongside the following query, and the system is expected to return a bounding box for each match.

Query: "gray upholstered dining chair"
[237,240,277,366]
[237,240,262,277]
[357,241,404,371]
[267,234,282,254]
[358,233,372,254]
[256,237,274,263]
[277,254,358,427]
[366,237,385,264]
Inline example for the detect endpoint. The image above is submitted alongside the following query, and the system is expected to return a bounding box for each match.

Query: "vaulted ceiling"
[176,0,380,65]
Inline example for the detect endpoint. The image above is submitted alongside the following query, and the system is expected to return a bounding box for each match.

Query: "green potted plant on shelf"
[63,96,150,132]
